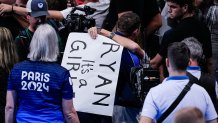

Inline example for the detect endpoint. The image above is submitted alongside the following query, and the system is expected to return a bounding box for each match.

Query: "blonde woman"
[0,27,18,122]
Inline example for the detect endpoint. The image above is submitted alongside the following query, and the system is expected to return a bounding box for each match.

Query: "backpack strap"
[157,79,194,123]
[186,72,199,83]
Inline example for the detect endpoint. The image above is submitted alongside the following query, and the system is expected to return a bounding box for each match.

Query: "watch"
[108,32,115,39]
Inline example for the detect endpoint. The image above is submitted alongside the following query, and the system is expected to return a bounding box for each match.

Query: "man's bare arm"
[48,10,64,20]
[0,3,27,15]
[88,27,145,59]
[150,53,162,69]
[0,3,65,20]
[100,28,145,59]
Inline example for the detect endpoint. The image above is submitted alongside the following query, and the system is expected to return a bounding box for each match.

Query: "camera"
[64,5,96,32]
[130,58,160,106]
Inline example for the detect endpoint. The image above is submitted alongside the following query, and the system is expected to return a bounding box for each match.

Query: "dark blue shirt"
[7,60,73,123]
[160,17,212,59]
[114,48,141,107]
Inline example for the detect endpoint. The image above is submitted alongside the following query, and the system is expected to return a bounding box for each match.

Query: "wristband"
[108,32,115,39]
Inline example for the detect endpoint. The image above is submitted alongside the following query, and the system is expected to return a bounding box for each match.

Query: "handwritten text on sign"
[61,33,123,116]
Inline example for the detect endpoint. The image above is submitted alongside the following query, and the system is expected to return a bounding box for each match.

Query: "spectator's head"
[167,42,190,72]
[0,27,18,73]
[26,0,48,28]
[28,24,59,62]
[117,12,141,39]
[166,0,195,20]
[26,0,48,17]
[174,107,204,123]
[182,37,203,64]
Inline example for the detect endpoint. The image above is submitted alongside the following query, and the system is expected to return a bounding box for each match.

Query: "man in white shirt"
[183,37,218,112]
[139,42,217,123]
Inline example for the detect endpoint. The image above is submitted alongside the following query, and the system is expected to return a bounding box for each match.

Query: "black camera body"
[130,62,160,106]
[65,5,96,32]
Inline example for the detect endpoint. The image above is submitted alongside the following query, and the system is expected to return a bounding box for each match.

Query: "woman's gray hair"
[182,37,203,62]
[27,24,59,62]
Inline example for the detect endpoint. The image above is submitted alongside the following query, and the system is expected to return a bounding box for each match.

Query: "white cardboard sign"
[61,33,123,116]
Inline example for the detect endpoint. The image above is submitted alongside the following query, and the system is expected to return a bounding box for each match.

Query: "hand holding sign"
[61,33,123,116]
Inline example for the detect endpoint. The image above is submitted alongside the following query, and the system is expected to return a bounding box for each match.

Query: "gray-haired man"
[183,37,218,112]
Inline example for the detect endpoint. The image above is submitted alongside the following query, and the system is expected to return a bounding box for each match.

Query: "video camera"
[130,56,160,106]
[64,5,96,32]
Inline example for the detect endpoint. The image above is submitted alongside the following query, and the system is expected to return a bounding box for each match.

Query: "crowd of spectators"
[0,0,218,123]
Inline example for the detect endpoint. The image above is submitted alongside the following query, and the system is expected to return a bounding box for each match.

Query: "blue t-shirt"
[7,60,73,123]
[114,48,140,107]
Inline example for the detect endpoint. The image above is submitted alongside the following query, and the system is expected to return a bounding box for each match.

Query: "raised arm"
[88,27,145,59]
[62,99,80,123]
[0,3,65,20]
[0,3,27,16]
[47,10,65,20]
[100,29,145,59]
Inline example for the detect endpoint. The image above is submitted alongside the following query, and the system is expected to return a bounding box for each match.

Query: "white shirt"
[187,66,201,79]
[61,0,110,28]
[141,76,217,123]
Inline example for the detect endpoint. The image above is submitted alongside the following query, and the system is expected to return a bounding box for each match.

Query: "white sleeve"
[215,81,218,99]
[141,90,158,120]
[60,6,86,19]
[61,7,73,19]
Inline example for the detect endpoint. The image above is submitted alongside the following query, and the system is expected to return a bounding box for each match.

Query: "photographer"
[59,0,109,29]
[0,0,110,29]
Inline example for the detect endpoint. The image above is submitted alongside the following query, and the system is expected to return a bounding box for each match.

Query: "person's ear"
[189,58,192,66]
[182,4,188,13]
